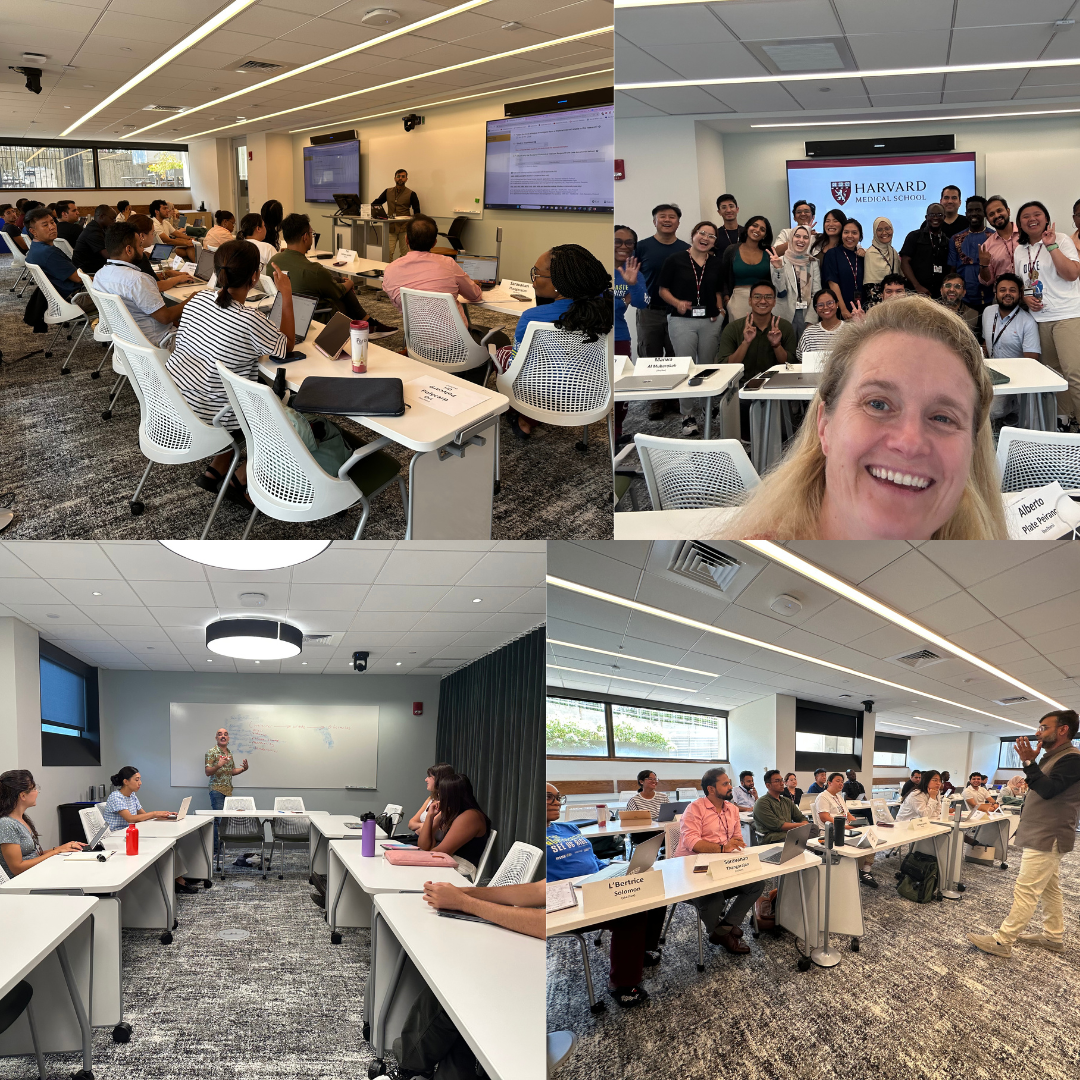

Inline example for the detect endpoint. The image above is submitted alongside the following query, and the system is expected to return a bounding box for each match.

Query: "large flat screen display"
[303,139,361,204]
[785,152,976,242]
[485,104,613,213]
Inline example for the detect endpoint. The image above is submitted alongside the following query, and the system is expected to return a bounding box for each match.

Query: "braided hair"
[548,244,613,343]
[214,238,260,308]
[0,770,39,841]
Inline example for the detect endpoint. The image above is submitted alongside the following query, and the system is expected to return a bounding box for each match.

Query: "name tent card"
[1004,482,1079,539]
[708,850,759,879]
[581,868,664,913]
[637,355,692,377]
[406,376,487,417]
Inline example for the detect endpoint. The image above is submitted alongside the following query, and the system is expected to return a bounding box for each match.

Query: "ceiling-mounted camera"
[402,113,424,132]
[861,699,875,714]
[352,651,370,673]
[9,67,42,95]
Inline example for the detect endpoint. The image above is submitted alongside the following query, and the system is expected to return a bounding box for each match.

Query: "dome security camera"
[352,651,369,673]
[861,699,875,714]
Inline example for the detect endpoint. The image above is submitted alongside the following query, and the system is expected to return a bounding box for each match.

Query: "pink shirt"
[381,250,482,317]
[979,226,1019,289]
[672,796,743,859]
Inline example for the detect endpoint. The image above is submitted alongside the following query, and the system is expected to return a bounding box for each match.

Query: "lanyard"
[688,250,707,304]
[1027,242,1045,282]
[872,243,897,273]
[990,307,1020,357]
[841,247,859,285]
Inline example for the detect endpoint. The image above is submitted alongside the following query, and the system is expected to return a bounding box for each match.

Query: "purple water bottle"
[361,812,376,857]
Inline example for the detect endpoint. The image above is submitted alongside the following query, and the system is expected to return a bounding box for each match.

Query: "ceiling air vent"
[234,59,284,73]
[744,37,856,77]
[994,695,1033,706]
[301,632,343,648]
[669,542,742,592]
[886,648,947,671]
[421,658,461,669]
[143,104,185,112]
[644,540,767,602]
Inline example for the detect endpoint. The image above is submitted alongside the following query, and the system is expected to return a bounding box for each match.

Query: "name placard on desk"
[909,817,932,830]
[638,355,692,377]
[708,850,759,878]
[581,868,664,912]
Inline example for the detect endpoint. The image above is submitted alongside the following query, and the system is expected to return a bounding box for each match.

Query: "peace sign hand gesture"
[1042,221,1057,245]
[742,317,759,345]
[849,298,865,323]
[766,315,783,348]
[978,241,991,267]
[767,247,783,268]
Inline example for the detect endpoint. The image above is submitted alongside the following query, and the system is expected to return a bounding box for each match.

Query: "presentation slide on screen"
[785,153,976,242]
[304,139,361,203]
[485,105,613,212]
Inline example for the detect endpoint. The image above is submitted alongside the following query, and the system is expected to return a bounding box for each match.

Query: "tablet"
[312,311,352,359]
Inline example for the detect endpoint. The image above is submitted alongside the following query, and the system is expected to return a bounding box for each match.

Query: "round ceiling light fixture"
[361,8,401,26]
[206,619,303,660]
[159,541,331,571]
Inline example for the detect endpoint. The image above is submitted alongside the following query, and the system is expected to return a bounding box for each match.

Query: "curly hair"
[548,243,613,343]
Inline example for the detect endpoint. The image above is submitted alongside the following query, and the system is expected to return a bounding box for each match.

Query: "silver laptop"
[85,820,109,850]
[456,253,499,289]
[758,822,812,865]
[269,291,318,343]
[167,796,192,822]
[615,359,691,392]
[575,831,664,887]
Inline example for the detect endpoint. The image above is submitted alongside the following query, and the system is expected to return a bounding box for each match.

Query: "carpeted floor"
[0,256,613,539]
[546,843,1080,1080]
[5,848,383,1080]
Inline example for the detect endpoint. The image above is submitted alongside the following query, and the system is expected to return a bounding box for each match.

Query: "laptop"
[165,796,192,822]
[333,193,364,216]
[614,368,690,392]
[177,214,187,227]
[268,291,318,344]
[758,822,812,865]
[84,820,109,851]
[150,242,174,262]
[575,831,664,887]
[764,371,822,389]
[456,253,499,290]
[657,800,691,822]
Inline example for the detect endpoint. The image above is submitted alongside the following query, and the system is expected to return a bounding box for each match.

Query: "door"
[234,139,249,219]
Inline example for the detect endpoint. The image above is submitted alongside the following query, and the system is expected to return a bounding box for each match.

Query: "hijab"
[786,225,815,308]
[864,216,900,284]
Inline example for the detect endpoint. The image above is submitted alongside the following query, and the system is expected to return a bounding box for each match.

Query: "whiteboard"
[170,702,379,790]
[985,148,1080,230]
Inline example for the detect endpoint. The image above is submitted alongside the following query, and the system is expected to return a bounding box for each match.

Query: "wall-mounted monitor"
[484,104,613,213]
[304,139,361,204]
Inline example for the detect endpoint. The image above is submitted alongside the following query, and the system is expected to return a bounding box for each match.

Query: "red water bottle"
[126,823,139,855]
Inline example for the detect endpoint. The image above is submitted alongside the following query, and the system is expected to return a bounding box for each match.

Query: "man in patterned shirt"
[205,728,248,851]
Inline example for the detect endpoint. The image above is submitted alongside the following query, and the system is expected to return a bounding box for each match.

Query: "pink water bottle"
[350,319,369,373]
[126,822,139,855]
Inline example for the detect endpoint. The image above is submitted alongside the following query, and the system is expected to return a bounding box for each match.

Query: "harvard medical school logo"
[831,180,851,205]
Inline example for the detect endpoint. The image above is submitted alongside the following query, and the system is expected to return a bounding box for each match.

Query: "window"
[874,734,909,768]
[40,655,87,736]
[1,144,94,189]
[546,697,607,757]
[39,641,100,766]
[96,147,188,188]
[796,731,854,756]
[998,736,1080,769]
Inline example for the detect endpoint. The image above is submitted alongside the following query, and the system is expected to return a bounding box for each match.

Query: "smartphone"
[688,367,720,386]
[743,375,768,391]
[312,311,352,359]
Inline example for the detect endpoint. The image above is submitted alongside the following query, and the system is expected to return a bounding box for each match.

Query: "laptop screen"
[456,254,498,283]
[150,243,174,262]
[195,248,216,282]
[269,291,318,342]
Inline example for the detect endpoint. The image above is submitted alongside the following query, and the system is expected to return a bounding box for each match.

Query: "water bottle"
[125,823,139,856]
[361,812,376,857]
[350,319,369,374]
[1033,280,1044,301]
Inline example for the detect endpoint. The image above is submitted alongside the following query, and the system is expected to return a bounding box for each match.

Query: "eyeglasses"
[545,793,567,805]
[530,266,550,282]
[614,238,635,248]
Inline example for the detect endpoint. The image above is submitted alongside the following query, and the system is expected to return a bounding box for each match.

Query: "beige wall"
[246,133,295,220]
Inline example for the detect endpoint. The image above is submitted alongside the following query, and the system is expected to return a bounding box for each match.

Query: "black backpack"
[896,849,940,903]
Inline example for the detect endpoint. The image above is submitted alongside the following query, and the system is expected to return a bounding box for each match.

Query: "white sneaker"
[681,416,699,438]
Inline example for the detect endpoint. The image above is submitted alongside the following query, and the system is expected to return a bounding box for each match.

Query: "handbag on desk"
[384,848,457,867]
[291,376,406,417]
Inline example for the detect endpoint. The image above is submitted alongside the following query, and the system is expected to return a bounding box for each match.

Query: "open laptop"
[615,367,690,392]
[177,213,187,227]
[165,796,192,822]
[575,831,664,887]
[333,193,364,216]
[84,820,109,851]
[758,822,812,865]
[268,291,318,344]
[149,242,174,263]
[657,800,691,822]
[765,371,822,390]
[456,253,499,290]
[170,248,217,294]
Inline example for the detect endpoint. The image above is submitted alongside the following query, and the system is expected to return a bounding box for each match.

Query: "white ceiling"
[615,0,1080,128]
[546,540,1080,739]
[0,540,545,675]
[0,0,612,140]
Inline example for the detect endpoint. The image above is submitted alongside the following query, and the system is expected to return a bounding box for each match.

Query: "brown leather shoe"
[709,927,751,953]
[730,925,744,938]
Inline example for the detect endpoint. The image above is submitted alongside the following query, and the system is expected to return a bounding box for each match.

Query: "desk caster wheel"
[173,919,179,930]
[101,410,112,420]
[850,938,860,952]
[204,879,213,888]
[368,1060,386,1078]
[130,501,144,515]
[45,351,53,359]
[751,929,760,939]
[331,931,343,944]
[696,963,705,972]
[362,1021,370,1042]
[957,883,966,892]
[1000,862,1008,870]
[91,370,101,379]
[71,1071,95,1080]
[61,367,71,375]
[589,1001,606,1015]
[112,1022,132,1043]
[797,956,812,972]
[574,440,589,453]
[593,932,603,947]
[161,931,173,944]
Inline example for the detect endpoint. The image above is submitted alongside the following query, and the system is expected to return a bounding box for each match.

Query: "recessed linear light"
[290,67,612,134]
[743,541,1065,711]
[617,56,1080,92]
[546,576,1028,727]
[92,591,102,596]
[60,0,260,136]
[548,639,721,678]
[548,663,698,693]
[912,716,962,729]
[125,0,495,139]
[751,107,1080,130]
[180,27,612,139]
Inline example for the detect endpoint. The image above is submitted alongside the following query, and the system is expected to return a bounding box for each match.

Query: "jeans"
[997,841,1064,944]
[209,789,225,851]
[667,314,724,419]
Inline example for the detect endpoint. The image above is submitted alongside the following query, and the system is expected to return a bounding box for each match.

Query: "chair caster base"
[797,956,812,971]
[850,937,860,952]
[61,367,71,375]
[45,351,52,359]
[102,410,112,420]
[331,931,343,944]
[160,931,173,944]
[130,501,144,515]
[90,370,101,379]
[278,874,284,880]
[696,963,705,972]
[957,883,966,892]
[173,919,179,930]
[589,1001,606,1014]
[1000,863,1008,870]
[112,1022,132,1043]
[368,1061,386,1078]
[203,879,213,888]
[574,441,589,453]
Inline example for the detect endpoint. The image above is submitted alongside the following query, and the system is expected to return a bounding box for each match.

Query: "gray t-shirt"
[0,816,42,877]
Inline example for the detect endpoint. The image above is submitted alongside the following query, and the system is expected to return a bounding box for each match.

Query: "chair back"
[469,828,497,883]
[79,805,106,843]
[997,426,1080,493]
[25,263,85,325]
[53,236,74,258]
[634,434,760,510]
[274,796,306,813]
[0,230,26,266]
[663,820,682,854]
[487,841,542,887]
[77,270,115,343]
[497,324,612,426]
[0,862,8,884]
[216,361,361,523]
[259,273,278,300]
[441,216,469,250]
[224,796,256,812]
[272,796,309,838]
[400,288,490,373]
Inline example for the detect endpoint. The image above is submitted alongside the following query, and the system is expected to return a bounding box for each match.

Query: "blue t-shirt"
[103,790,142,831]
[546,821,605,881]
[613,267,646,342]
[26,240,80,299]
[948,227,993,307]
[512,296,575,351]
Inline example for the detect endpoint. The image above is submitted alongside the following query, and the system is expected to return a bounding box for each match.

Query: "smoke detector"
[361,8,400,25]
[238,592,267,607]
[769,594,802,617]
[22,53,48,65]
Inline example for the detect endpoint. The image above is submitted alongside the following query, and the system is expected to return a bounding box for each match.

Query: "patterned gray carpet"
[0,255,612,539]
[547,844,1080,1080]
[6,848,381,1080]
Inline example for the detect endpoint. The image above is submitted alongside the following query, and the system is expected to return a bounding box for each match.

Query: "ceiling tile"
[7,542,123,579]
[433,586,529,611]
[361,584,452,610]
[287,583,371,609]
[0,578,68,605]
[375,549,487,585]
[860,550,961,612]
[129,579,216,607]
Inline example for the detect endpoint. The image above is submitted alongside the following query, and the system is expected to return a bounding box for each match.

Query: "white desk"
[133,814,214,882]
[615,360,743,441]
[309,815,389,877]
[471,282,534,318]
[613,506,737,538]
[368,892,543,1080]
[258,329,507,538]
[326,838,467,940]
[194,808,331,817]
[572,820,663,840]
[0,895,96,1071]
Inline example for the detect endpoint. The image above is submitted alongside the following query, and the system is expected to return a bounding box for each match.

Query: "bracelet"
[1046,243,1059,251]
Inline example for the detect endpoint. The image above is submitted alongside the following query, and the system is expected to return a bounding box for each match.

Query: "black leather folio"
[291,376,406,417]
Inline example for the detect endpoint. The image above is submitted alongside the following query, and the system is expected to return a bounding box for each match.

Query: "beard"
[998,296,1019,311]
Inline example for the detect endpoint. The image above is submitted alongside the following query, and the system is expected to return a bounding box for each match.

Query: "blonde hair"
[719,294,1007,540]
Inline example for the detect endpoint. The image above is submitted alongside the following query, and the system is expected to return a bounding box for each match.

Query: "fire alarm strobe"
[413,702,423,716]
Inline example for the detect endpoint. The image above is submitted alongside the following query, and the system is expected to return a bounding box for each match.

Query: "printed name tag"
[933,265,943,274]
[795,300,808,310]
[691,306,707,318]
[581,868,664,912]
[707,850,759,878]
[911,817,931,830]
[638,355,692,376]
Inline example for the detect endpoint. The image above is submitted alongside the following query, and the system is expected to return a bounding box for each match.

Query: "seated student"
[149,199,195,261]
[781,772,803,806]
[673,768,761,954]
[0,769,85,876]
[24,205,96,313]
[962,771,997,812]
[939,770,955,796]
[547,783,664,1007]
[806,767,828,794]
[896,769,943,822]
[842,769,865,802]
[416,773,491,875]
[260,199,284,250]
[105,766,198,892]
[115,200,131,223]
[407,761,454,832]
[268,213,396,336]
[381,214,483,319]
[1,202,28,253]
[73,203,115,274]
[879,273,909,301]
[94,223,190,346]
[732,770,758,810]
[937,271,980,337]
[204,209,236,250]
[900,769,922,800]
[813,771,877,887]
[1002,775,1027,804]
[753,768,808,844]
[238,212,277,270]
[55,200,84,247]
[127,213,197,292]
[625,769,670,819]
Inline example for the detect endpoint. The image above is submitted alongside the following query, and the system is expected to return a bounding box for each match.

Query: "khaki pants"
[996,841,1064,944]
[727,285,751,321]
[1037,317,1080,421]
[390,229,409,260]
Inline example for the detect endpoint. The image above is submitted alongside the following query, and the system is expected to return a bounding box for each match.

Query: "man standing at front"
[968,710,1080,957]
[372,169,420,261]
[206,728,249,851]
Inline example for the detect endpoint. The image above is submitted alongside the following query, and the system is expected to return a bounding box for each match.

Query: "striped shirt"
[104,790,142,831]
[624,791,670,820]
[166,290,286,431]
[795,320,843,360]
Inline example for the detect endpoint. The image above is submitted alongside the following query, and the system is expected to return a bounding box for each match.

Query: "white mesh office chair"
[496,324,613,452]
[88,283,165,421]
[400,287,499,377]
[53,237,74,258]
[457,828,497,883]
[269,796,309,880]
[24,262,90,375]
[76,269,116,384]
[78,805,106,843]
[634,433,760,510]
[216,361,407,540]
[220,796,267,878]
[997,426,1080,493]
[486,841,542,887]
[1,230,32,295]
[116,339,238,534]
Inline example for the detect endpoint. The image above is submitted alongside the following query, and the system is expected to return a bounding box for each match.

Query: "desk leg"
[57,941,93,1077]
[200,823,213,886]
[703,395,714,441]
[795,870,813,972]
[328,867,350,940]
[311,831,324,877]
[153,857,175,943]
[405,426,497,539]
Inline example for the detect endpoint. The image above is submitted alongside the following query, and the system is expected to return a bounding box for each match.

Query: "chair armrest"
[211,405,230,429]
[336,435,392,480]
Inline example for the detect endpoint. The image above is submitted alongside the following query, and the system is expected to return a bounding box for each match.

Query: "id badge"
[691,306,706,318]
[933,264,943,274]
[795,300,808,310]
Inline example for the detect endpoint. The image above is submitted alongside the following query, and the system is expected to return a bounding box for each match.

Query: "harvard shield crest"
[831,180,851,205]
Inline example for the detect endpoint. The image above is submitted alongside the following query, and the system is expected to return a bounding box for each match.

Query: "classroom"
[0,539,545,1080]
[0,0,615,540]
[545,538,1080,1079]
